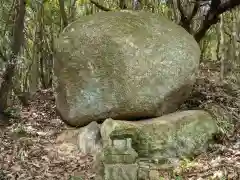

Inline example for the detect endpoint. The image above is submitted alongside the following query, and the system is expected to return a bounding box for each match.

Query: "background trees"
[0,1,239,179]
[0,0,239,114]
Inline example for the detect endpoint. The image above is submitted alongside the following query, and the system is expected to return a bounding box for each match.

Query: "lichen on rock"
[54,11,200,127]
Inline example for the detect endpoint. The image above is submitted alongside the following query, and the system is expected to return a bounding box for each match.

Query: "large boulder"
[100,110,218,160]
[54,11,201,127]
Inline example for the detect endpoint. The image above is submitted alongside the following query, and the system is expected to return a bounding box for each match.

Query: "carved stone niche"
[100,136,139,180]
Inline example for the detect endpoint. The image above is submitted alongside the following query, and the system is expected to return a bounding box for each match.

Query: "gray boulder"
[54,11,201,127]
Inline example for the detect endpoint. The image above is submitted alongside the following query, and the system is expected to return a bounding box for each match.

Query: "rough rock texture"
[77,121,102,154]
[54,10,201,127]
[95,110,218,180]
[96,135,139,180]
[56,121,102,155]
[104,164,138,180]
[100,110,218,160]
[103,139,138,164]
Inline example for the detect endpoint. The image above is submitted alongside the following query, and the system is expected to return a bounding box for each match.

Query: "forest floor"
[0,63,240,180]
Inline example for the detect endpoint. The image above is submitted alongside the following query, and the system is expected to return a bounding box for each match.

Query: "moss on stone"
[101,110,218,160]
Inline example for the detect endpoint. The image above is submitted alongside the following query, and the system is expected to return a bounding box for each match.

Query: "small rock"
[77,121,102,155]
[55,121,102,156]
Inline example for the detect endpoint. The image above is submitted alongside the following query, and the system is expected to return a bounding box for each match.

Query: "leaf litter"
[0,90,94,180]
[0,62,239,180]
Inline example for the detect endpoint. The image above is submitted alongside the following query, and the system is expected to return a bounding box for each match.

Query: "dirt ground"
[0,64,240,180]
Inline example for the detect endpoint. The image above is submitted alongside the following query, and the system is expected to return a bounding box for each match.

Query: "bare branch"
[89,0,112,11]
[58,0,68,28]
[194,0,240,42]
[189,1,199,20]
[215,0,239,15]
[177,0,199,33]
[177,0,187,22]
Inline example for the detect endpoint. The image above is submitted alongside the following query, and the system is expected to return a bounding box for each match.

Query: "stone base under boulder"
[92,110,219,180]
[55,110,219,180]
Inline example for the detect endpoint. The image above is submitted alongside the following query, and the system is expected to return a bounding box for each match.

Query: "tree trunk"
[69,0,77,22]
[119,0,127,9]
[219,15,225,81]
[58,0,68,29]
[0,0,26,112]
[29,26,39,93]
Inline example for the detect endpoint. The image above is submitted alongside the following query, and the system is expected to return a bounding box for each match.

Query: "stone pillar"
[100,137,139,180]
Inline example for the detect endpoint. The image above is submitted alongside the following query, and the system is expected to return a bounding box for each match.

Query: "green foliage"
[69,175,84,180]
[12,124,28,137]
[178,158,197,170]
[174,176,183,180]
[4,106,21,118]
